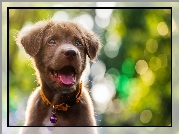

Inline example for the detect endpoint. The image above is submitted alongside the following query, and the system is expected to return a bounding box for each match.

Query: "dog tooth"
[54,71,58,77]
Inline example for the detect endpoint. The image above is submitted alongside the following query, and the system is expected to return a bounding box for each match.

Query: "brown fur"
[16,20,101,134]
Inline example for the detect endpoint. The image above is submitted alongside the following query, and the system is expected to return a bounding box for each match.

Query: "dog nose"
[64,49,77,60]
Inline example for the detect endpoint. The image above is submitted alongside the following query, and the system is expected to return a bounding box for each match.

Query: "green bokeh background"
[2,2,179,134]
[9,7,171,126]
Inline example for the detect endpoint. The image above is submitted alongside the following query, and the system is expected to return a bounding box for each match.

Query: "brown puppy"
[16,20,101,134]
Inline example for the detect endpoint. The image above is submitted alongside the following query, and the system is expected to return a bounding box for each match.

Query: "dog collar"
[40,82,82,123]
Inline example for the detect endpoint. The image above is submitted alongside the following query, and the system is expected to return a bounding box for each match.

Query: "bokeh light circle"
[104,42,119,58]
[149,57,161,71]
[157,22,168,36]
[122,58,135,77]
[146,39,158,53]
[140,110,153,123]
[135,60,148,75]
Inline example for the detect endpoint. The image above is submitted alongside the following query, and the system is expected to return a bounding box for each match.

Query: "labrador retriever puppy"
[16,20,101,134]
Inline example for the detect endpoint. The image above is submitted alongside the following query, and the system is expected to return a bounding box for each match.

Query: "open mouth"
[50,66,76,85]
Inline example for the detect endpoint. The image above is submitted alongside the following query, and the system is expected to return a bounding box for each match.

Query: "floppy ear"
[85,31,102,62]
[16,21,48,57]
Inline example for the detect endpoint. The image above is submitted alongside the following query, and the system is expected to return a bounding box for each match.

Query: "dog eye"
[49,39,56,44]
[76,40,82,46]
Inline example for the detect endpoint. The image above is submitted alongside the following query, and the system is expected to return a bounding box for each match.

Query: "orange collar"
[40,83,82,111]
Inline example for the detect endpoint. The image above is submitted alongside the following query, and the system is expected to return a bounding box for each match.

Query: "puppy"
[16,20,101,134]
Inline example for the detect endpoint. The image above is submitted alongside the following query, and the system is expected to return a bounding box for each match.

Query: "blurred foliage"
[9,8,171,126]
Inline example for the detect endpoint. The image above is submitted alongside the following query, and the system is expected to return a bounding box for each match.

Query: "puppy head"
[16,20,101,92]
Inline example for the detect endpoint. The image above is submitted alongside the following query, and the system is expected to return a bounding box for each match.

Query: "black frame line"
[7,6,172,127]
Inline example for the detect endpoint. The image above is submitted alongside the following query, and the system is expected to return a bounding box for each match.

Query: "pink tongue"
[58,74,75,85]
[57,66,76,85]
